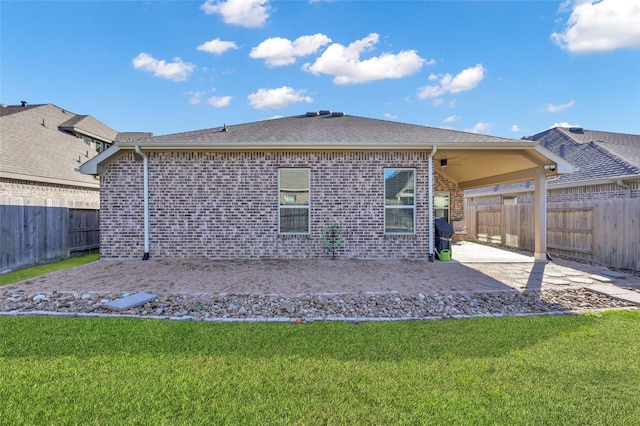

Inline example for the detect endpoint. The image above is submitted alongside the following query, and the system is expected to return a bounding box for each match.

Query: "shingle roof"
[0,104,118,187]
[115,132,155,142]
[0,103,45,117]
[526,127,640,182]
[59,114,118,142]
[143,112,521,145]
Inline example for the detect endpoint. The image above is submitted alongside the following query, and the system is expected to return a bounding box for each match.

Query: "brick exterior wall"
[0,178,99,208]
[100,151,464,260]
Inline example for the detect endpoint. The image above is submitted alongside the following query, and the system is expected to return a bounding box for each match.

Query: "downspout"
[428,145,438,262]
[134,146,150,260]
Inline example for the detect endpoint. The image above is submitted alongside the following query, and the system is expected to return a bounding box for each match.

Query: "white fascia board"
[114,139,540,151]
[78,146,122,175]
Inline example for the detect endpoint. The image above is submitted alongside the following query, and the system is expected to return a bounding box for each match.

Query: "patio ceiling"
[432,145,572,190]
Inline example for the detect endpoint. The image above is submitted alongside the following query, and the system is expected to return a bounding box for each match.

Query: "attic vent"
[331,111,344,117]
[569,127,584,133]
[318,110,331,116]
[306,111,319,117]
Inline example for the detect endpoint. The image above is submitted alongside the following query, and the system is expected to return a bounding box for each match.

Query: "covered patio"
[427,143,574,261]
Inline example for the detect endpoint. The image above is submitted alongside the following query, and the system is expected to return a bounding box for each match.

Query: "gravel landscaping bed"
[1,288,636,321]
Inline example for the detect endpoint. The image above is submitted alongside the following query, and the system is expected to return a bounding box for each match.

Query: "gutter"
[428,145,437,262]
[134,146,150,260]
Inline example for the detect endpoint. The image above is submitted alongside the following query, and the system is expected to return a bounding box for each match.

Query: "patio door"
[434,191,450,222]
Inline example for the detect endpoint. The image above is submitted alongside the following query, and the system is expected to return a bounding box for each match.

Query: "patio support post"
[428,145,437,262]
[135,146,150,260]
[534,165,547,261]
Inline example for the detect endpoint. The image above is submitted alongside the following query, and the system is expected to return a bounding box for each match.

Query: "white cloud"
[197,38,239,55]
[542,99,575,113]
[443,115,461,123]
[384,113,398,120]
[187,90,207,105]
[208,96,233,107]
[201,0,270,28]
[303,33,427,84]
[466,122,494,134]
[247,86,313,109]
[417,64,485,99]
[132,52,195,82]
[511,124,522,132]
[250,34,331,67]
[551,0,640,53]
[549,122,581,129]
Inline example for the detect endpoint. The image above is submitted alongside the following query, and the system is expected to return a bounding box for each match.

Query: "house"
[465,126,640,270]
[0,102,151,270]
[79,111,573,262]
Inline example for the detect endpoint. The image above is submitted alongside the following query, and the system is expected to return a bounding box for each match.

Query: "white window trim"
[278,168,311,235]
[384,168,417,235]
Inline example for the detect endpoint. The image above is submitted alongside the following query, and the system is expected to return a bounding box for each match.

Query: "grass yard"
[0,253,100,287]
[1,311,639,425]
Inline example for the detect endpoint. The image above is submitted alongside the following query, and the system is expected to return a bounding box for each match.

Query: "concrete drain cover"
[103,292,157,311]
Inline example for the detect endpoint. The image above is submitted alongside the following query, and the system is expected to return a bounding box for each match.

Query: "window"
[434,191,450,222]
[384,168,416,234]
[503,195,517,205]
[279,169,310,234]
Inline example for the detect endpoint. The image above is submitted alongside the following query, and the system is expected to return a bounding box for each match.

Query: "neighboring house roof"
[59,115,119,142]
[115,132,155,142]
[466,126,640,196]
[0,103,119,188]
[80,111,575,190]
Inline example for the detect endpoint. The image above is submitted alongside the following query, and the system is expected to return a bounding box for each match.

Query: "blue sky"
[2,0,639,138]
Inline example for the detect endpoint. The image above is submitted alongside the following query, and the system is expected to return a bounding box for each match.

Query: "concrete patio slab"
[451,241,535,263]
[587,284,640,305]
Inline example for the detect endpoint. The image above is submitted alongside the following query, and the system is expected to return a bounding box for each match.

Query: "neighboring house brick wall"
[0,178,99,208]
[100,151,463,260]
[466,181,640,206]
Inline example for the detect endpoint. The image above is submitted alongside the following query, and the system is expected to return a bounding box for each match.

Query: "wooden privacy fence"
[465,199,640,271]
[0,206,99,271]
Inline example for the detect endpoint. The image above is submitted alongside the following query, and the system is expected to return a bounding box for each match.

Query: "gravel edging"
[2,287,637,322]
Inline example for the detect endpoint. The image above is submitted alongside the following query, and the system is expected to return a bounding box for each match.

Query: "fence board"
[68,209,100,253]
[465,199,640,271]
[1,205,99,271]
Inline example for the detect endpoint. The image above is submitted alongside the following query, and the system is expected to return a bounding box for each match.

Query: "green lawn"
[0,253,99,286]
[1,311,639,425]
